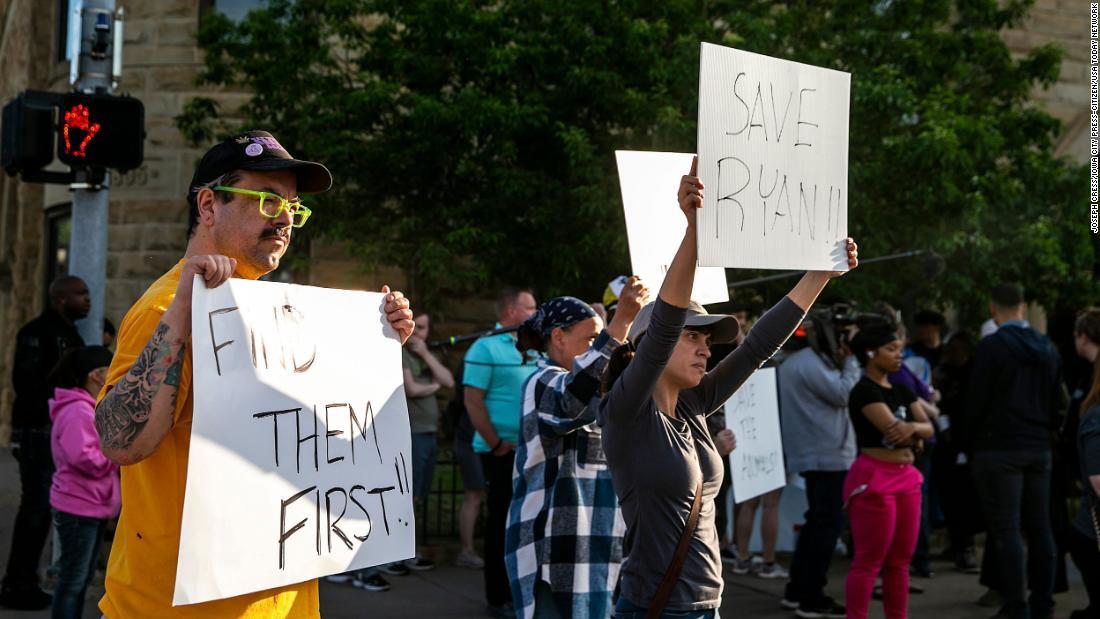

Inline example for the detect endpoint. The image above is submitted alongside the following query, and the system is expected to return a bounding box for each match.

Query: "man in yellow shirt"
[94,131,415,618]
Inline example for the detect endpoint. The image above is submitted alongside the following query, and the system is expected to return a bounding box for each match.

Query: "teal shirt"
[463,326,539,453]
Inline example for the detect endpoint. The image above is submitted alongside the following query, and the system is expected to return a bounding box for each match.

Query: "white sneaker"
[731,558,756,575]
[353,573,391,592]
[455,549,485,569]
[756,562,789,579]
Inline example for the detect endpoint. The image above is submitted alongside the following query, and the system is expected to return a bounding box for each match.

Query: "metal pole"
[67,0,115,345]
[70,175,108,344]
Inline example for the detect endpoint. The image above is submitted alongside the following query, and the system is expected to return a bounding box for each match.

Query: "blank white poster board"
[175,277,414,605]
[696,42,851,271]
[725,367,786,503]
[616,150,729,305]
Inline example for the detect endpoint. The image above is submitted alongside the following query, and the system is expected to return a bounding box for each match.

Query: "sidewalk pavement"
[312,557,1087,619]
[0,448,1088,618]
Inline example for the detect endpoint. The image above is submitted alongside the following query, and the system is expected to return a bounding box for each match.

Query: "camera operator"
[779,307,862,618]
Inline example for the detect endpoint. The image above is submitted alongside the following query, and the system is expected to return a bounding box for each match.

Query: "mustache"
[259,226,290,240]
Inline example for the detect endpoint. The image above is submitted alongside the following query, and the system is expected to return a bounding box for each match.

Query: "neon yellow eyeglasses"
[212,186,313,228]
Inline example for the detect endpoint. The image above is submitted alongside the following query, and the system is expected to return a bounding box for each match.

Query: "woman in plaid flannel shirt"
[504,281,647,619]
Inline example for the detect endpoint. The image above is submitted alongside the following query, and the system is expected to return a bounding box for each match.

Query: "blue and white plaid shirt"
[505,330,627,619]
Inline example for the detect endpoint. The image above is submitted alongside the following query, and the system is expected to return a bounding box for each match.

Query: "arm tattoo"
[95,322,187,452]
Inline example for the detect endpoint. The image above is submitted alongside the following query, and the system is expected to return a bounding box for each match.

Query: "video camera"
[796,303,893,368]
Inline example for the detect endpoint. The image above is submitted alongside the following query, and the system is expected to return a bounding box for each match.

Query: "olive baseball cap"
[627,300,741,344]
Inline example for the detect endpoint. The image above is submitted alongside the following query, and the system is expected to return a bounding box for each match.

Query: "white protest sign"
[175,278,414,606]
[696,42,851,271]
[615,150,729,305]
[725,367,786,503]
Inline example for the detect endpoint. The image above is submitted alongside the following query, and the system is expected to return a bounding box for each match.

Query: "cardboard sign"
[696,42,851,271]
[725,367,786,503]
[175,278,414,605]
[615,150,729,305]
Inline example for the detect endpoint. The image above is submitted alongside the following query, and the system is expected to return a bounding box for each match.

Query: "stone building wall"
[0,0,65,443]
[1004,0,1092,163]
[0,0,254,442]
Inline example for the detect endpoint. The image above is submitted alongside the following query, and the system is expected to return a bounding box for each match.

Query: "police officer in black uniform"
[0,276,88,610]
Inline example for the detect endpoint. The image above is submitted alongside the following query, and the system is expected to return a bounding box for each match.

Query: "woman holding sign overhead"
[598,157,858,618]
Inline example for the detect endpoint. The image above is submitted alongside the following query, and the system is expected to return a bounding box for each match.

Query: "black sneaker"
[977,589,1002,608]
[910,565,934,578]
[487,602,516,619]
[796,598,846,618]
[956,547,980,574]
[379,562,410,576]
[720,546,739,566]
[0,585,52,610]
[405,557,435,571]
[353,573,391,592]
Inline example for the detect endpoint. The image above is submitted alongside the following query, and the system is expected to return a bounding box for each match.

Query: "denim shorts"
[410,432,439,502]
[453,436,486,492]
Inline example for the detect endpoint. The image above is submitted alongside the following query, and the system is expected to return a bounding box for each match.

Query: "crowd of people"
[0,132,1096,619]
[363,166,1096,618]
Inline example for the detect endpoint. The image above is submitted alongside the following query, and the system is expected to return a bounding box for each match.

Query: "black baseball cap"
[189,130,332,195]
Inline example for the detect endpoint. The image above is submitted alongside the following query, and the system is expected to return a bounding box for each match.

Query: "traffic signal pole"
[68,0,116,346]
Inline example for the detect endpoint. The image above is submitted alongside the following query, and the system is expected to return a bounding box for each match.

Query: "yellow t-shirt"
[97,259,319,618]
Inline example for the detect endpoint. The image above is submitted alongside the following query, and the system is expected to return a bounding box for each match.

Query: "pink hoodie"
[49,387,120,519]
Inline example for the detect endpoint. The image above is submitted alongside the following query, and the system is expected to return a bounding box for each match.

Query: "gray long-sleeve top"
[778,347,860,474]
[598,296,804,611]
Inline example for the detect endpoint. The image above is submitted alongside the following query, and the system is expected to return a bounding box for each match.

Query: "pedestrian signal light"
[56,93,143,171]
[62,104,100,159]
[2,94,54,175]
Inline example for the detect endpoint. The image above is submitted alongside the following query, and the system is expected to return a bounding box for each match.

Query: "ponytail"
[515,322,547,363]
[602,334,644,394]
[49,348,85,390]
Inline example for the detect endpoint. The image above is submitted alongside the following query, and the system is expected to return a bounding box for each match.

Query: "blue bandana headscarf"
[524,296,597,339]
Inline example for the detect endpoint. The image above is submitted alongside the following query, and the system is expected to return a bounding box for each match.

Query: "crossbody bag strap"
[645,479,704,619]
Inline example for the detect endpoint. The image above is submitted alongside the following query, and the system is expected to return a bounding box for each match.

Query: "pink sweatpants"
[843,454,923,619]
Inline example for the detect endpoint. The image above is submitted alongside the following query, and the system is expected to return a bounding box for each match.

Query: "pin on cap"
[189,130,333,196]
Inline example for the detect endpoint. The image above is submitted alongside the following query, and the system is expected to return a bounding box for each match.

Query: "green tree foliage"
[179,0,1095,324]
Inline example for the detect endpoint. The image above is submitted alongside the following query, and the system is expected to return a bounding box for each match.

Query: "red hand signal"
[62,104,101,158]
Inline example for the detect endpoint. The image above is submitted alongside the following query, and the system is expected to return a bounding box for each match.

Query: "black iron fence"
[415,444,477,542]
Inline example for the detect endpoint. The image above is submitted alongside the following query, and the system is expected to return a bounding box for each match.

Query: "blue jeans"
[972,450,1055,619]
[51,510,105,619]
[614,597,719,618]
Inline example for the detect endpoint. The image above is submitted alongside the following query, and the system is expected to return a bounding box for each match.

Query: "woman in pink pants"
[843,324,934,619]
